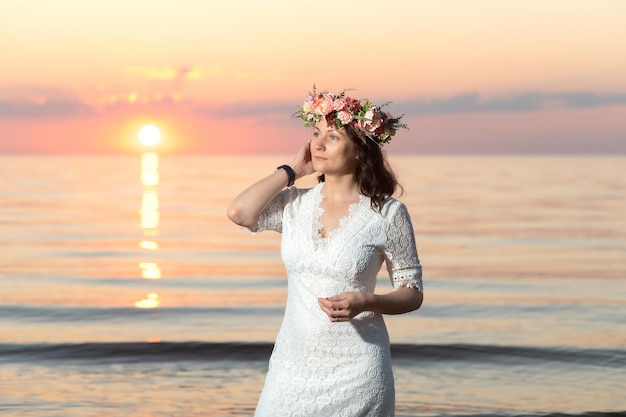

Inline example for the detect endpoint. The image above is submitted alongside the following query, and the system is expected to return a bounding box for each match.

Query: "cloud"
[197,101,296,118]
[394,92,626,116]
[194,91,626,121]
[0,99,94,118]
[3,90,625,120]
[0,85,95,118]
[126,66,206,81]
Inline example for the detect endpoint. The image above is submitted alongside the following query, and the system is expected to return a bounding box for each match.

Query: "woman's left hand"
[317,292,371,322]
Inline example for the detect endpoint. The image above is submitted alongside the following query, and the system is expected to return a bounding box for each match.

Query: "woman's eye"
[330,135,339,141]
[313,132,320,138]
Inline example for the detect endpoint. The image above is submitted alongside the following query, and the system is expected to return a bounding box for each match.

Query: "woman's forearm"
[226,169,291,229]
[366,286,423,315]
[318,286,423,322]
[227,143,314,229]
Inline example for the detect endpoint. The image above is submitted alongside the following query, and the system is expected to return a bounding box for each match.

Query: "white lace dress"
[252,182,423,417]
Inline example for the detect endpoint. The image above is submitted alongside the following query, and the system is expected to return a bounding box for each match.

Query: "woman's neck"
[321,174,360,202]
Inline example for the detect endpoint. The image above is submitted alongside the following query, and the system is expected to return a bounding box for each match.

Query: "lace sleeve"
[246,188,291,233]
[383,200,423,292]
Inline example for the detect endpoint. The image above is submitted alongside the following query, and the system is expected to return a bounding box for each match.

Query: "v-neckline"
[312,183,365,245]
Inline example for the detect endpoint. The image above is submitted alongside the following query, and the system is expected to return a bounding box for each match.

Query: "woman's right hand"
[289,140,315,180]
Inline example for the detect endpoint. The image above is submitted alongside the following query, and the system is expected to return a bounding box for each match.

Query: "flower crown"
[294,87,407,145]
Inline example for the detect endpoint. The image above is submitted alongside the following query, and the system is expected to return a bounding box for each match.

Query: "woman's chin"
[311,161,324,172]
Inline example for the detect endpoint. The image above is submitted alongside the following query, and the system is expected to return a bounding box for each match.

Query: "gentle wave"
[0,304,283,322]
[392,343,626,367]
[0,341,272,363]
[1,341,623,367]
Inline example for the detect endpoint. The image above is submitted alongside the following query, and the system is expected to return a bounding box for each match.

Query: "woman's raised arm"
[226,142,314,229]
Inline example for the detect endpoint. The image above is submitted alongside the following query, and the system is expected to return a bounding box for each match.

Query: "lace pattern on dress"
[312,185,366,250]
[383,201,423,293]
[247,184,421,416]
[249,188,292,233]
[391,266,423,292]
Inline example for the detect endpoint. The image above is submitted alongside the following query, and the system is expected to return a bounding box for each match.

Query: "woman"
[227,87,423,417]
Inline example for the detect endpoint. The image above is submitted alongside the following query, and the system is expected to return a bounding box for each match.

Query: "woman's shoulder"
[293,182,322,196]
[379,196,410,218]
[381,195,406,210]
[282,182,322,203]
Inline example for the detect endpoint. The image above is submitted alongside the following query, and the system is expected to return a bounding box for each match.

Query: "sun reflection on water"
[140,152,160,186]
[140,190,160,229]
[135,150,162,308]
[139,262,162,279]
[134,292,162,309]
[139,240,159,250]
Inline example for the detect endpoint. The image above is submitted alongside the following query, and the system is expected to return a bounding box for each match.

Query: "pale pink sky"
[1,0,625,154]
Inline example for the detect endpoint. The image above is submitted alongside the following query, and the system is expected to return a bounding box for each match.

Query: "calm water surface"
[0,155,624,417]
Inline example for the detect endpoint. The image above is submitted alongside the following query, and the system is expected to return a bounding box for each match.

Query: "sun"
[138,125,162,147]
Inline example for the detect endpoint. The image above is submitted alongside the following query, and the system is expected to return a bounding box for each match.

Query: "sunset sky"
[1,0,625,154]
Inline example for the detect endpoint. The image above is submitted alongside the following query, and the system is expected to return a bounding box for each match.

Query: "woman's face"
[310,121,358,176]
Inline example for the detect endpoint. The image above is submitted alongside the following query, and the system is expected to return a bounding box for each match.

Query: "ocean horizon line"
[1,151,625,157]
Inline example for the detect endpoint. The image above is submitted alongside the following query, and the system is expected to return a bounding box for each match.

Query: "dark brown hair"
[318,125,402,211]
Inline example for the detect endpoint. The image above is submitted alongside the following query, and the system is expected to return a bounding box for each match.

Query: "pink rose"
[332,98,347,112]
[337,110,353,124]
[314,93,335,116]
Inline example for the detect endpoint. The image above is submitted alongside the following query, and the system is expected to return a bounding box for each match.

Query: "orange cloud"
[126,66,205,81]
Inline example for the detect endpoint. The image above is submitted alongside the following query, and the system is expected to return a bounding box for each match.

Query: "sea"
[0,154,624,417]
